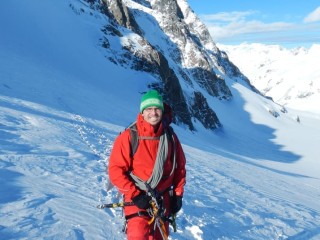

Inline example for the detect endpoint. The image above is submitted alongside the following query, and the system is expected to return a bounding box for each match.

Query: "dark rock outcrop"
[82,0,251,131]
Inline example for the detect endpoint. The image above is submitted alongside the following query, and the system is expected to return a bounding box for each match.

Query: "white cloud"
[200,11,255,22]
[304,7,320,23]
[200,12,294,42]
[199,10,318,46]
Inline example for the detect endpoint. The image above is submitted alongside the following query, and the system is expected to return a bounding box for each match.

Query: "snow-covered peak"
[219,43,320,113]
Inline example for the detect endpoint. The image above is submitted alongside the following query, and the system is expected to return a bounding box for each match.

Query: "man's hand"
[171,196,183,214]
[132,194,152,209]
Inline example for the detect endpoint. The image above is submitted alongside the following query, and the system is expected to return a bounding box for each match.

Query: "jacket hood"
[162,103,173,128]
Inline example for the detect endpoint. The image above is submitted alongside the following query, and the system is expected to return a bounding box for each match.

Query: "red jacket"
[108,111,186,216]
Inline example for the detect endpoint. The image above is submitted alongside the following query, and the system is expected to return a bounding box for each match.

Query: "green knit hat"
[140,90,164,113]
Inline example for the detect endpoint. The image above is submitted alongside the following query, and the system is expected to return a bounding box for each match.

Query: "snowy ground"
[1,92,320,240]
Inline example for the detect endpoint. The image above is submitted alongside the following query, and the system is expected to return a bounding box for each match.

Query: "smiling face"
[142,107,163,126]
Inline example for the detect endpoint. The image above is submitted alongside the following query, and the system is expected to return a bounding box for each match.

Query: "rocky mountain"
[72,0,254,130]
[219,43,320,113]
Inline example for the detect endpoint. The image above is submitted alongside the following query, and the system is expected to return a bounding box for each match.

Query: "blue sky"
[187,0,320,48]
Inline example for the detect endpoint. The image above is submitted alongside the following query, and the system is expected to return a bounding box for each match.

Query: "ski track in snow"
[1,99,320,240]
[0,100,125,239]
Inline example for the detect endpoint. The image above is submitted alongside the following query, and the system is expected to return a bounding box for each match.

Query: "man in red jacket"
[108,90,186,240]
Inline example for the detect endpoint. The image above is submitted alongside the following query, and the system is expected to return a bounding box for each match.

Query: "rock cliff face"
[83,0,251,131]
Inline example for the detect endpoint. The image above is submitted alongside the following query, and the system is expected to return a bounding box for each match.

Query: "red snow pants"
[126,215,169,240]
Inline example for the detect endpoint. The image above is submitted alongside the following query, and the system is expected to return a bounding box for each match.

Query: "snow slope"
[1,1,320,239]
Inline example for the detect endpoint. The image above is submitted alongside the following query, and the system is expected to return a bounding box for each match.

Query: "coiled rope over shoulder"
[129,127,176,191]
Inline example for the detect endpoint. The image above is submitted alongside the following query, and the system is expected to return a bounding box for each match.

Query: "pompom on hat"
[140,90,164,113]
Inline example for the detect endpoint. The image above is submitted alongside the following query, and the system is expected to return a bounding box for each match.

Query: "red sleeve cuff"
[175,191,183,197]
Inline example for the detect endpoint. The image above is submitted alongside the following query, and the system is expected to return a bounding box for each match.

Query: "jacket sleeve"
[108,130,140,199]
[172,134,186,197]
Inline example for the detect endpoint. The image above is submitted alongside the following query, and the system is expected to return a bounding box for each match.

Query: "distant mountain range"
[218,43,320,113]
